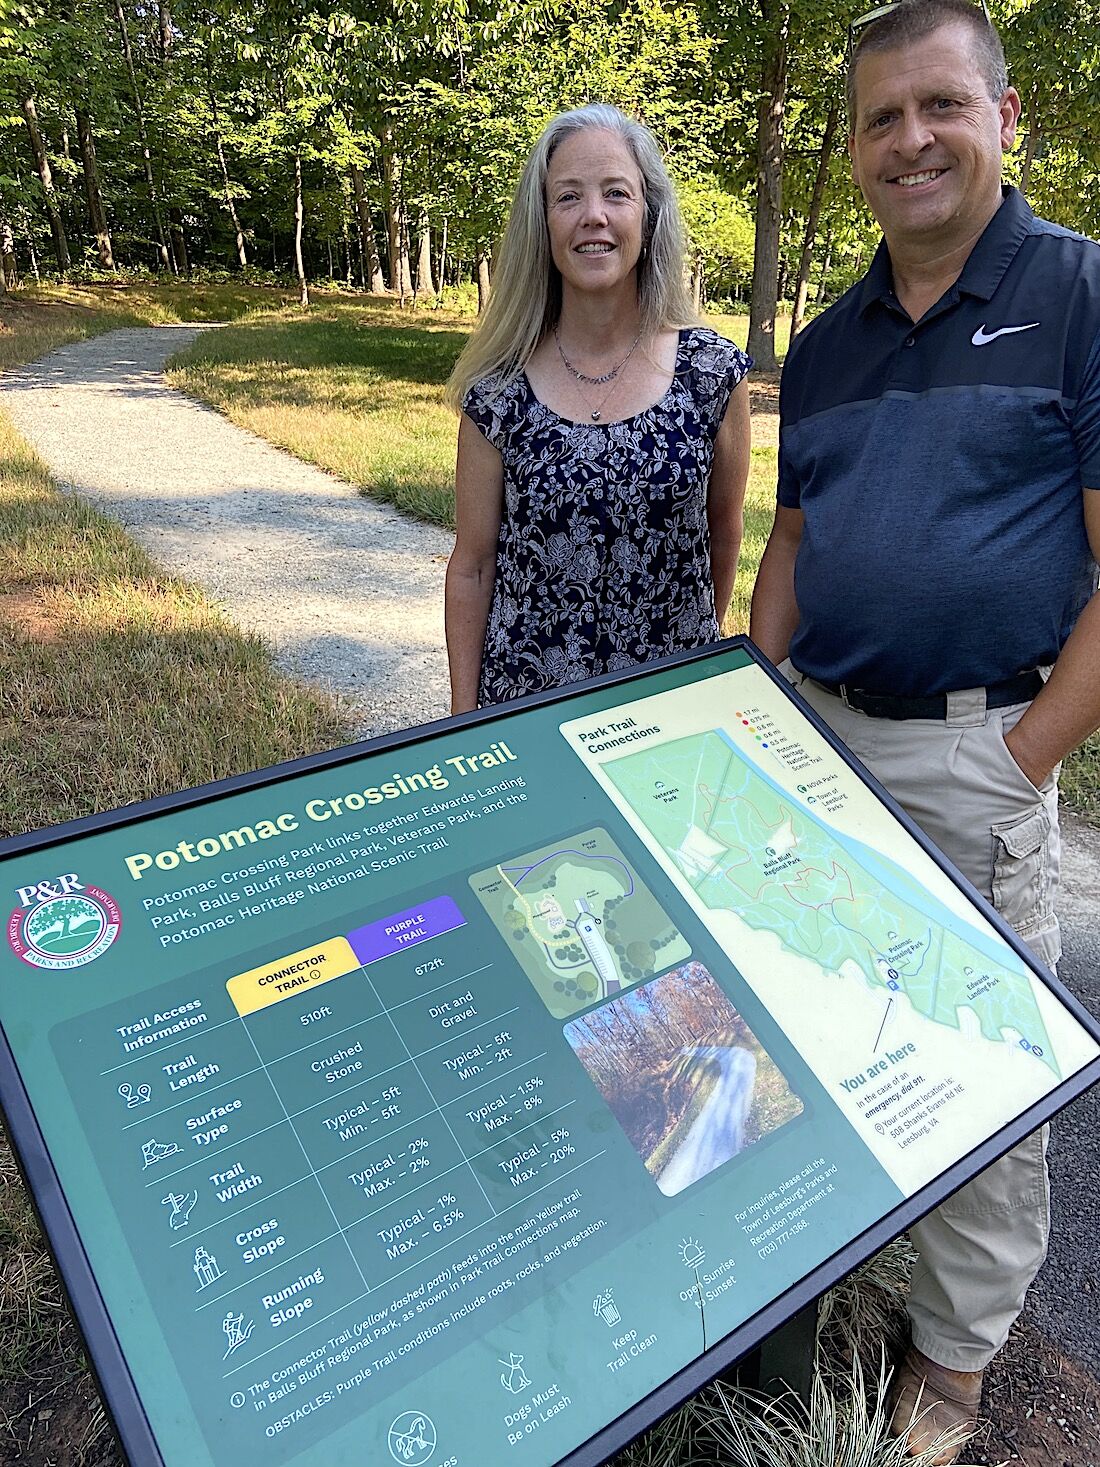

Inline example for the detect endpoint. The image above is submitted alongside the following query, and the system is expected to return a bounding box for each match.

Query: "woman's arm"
[706,377,751,627]
[445,413,505,714]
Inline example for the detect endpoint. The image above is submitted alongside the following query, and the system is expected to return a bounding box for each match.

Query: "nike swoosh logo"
[971,322,1040,346]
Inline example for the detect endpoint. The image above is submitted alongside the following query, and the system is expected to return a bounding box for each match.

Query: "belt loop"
[945,687,987,726]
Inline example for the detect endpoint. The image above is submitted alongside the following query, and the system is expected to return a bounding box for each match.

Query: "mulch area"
[969,1314,1100,1466]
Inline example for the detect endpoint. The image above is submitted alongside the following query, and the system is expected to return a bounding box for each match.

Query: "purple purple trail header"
[347,895,466,965]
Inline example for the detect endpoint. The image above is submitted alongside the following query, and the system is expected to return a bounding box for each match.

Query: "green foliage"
[679,175,755,296]
[0,0,1096,302]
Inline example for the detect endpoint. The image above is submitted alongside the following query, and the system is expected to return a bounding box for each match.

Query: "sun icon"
[679,1238,706,1270]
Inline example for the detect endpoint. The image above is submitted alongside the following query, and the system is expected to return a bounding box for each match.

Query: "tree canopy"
[1,0,1096,332]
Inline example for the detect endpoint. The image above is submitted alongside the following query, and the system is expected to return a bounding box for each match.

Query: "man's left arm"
[1004,489,1100,787]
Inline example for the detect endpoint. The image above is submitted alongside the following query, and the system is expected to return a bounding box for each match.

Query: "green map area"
[470,827,691,1019]
[604,732,1058,1075]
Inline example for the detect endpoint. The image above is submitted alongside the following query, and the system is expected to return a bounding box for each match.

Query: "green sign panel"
[2,643,1097,1467]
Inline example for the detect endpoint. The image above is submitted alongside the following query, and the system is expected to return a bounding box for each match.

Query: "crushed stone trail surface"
[0,324,451,739]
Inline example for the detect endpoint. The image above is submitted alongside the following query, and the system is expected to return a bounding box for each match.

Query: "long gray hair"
[445,103,694,410]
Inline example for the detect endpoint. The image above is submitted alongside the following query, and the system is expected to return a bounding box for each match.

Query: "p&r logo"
[7,873,122,971]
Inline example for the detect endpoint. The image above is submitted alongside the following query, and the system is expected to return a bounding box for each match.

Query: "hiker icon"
[222,1312,255,1359]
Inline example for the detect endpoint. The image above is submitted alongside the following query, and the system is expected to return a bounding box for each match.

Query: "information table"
[2,642,1098,1467]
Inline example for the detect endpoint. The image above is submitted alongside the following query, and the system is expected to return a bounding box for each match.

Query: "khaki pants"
[781,662,1056,1371]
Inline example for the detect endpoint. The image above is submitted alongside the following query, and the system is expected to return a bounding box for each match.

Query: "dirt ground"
[971,1313,1100,1467]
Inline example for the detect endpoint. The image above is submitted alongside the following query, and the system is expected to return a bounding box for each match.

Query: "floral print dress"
[463,327,751,706]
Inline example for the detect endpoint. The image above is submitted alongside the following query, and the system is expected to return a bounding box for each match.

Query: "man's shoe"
[887,1348,983,1464]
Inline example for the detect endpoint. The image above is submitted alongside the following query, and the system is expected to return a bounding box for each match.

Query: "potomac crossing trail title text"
[123,741,518,882]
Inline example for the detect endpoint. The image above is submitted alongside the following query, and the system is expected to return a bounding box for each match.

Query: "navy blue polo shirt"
[779,187,1100,696]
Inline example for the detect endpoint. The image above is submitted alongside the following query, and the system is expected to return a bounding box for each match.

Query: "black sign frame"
[2,637,1098,1467]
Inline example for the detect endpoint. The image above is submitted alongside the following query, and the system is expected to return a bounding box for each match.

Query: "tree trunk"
[416,219,436,297]
[216,134,248,267]
[353,213,365,286]
[350,163,385,293]
[26,224,41,281]
[817,224,834,302]
[112,0,173,271]
[437,216,448,291]
[20,97,70,273]
[791,101,840,338]
[293,150,309,307]
[379,136,412,299]
[74,108,115,269]
[476,250,491,313]
[691,259,703,314]
[397,210,413,300]
[157,0,172,58]
[747,1,790,372]
[380,130,400,292]
[208,85,248,268]
[170,207,190,274]
[0,213,17,288]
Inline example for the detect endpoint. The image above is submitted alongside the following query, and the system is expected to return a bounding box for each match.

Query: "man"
[750,0,1100,1461]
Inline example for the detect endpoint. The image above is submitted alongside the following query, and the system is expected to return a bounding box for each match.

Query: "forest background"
[2,0,1099,370]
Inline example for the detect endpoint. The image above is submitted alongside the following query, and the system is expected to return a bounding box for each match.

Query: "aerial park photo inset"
[564,961,804,1195]
[470,826,691,1019]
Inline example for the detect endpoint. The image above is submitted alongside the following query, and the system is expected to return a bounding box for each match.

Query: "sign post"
[2,640,1097,1467]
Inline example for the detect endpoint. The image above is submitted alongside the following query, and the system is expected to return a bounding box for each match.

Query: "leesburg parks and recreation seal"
[7,887,122,971]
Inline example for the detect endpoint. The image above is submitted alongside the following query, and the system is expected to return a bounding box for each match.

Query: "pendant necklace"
[555,326,643,420]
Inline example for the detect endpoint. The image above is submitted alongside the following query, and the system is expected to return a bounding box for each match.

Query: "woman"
[444,103,751,713]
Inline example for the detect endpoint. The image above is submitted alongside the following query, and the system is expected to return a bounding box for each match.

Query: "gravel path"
[0,324,452,739]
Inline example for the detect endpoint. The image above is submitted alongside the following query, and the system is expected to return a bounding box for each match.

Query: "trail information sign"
[2,642,1098,1467]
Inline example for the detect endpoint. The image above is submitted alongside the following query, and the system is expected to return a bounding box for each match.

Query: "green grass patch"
[1063,734,1100,820]
[707,310,792,363]
[169,300,472,530]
